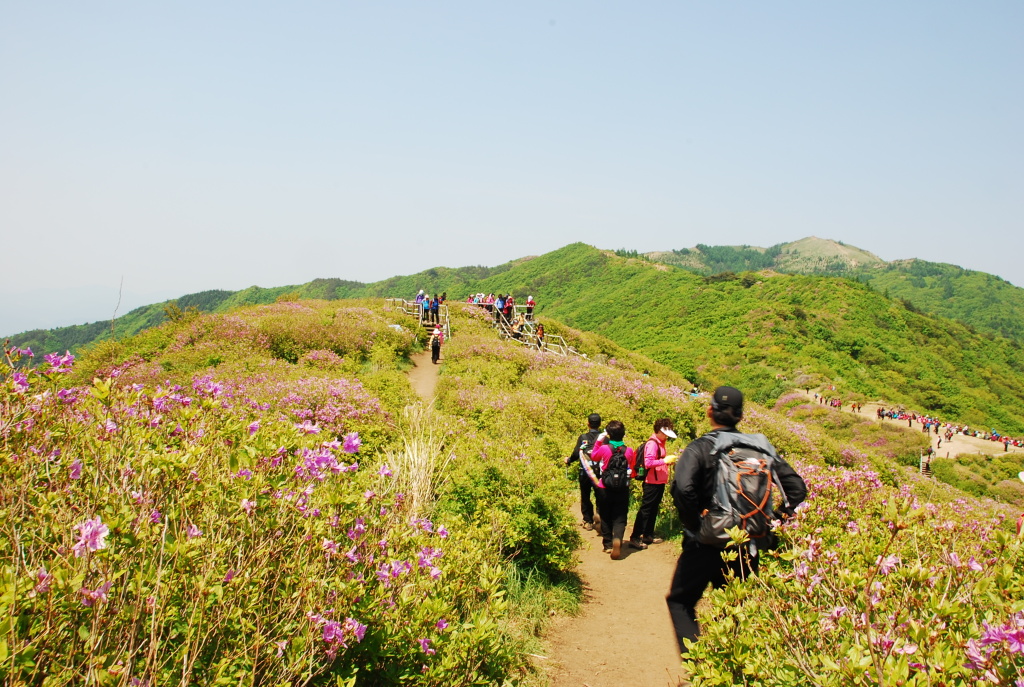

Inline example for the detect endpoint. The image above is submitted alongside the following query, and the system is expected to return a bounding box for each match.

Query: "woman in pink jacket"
[629,418,677,550]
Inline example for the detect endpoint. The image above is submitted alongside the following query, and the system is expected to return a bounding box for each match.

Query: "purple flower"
[248,421,260,435]
[35,567,53,594]
[322,539,339,556]
[295,421,320,435]
[186,524,202,538]
[436,525,449,539]
[79,581,112,607]
[73,517,109,557]
[11,372,29,393]
[224,568,236,583]
[436,618,448,630]
[417,638,435,655]
[19,347,33,357]
[236,468,253,480]
[875,554,900,576]
[149,509,162,524]
[342,432,361,454]
[241,499,256,515]
[69,459,82,480]
[378,464,393,477]
[100,418,118,434]
[363,490,376,501]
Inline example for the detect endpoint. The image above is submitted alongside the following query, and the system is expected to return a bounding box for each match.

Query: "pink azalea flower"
[69,459,82,480]
[186,524,202,538]
[149,509,162,524]
[73,517,109,557]
[436,618,448,630]
[342,432,361,454]
[35,567,53,594]
[417,638,435,655]
[241,499,256,515]
[248,421,260,435]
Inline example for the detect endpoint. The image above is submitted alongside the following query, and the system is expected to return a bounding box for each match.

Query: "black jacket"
[568,429,602,474]
[671,428,807,533]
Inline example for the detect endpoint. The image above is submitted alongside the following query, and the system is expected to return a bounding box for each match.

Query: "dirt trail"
[543,506,685,687]
[407,351,439,401]
[801,393,1018,459]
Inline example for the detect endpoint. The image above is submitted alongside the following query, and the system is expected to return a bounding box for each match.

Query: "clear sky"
[2,1,1021,334]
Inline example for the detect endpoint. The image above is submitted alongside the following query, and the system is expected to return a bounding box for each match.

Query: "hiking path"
[407,350,439,401]
[542,505,685,687]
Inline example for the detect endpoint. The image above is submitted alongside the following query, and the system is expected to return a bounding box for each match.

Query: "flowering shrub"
[0,342,530,684]
[683,462,1023,685]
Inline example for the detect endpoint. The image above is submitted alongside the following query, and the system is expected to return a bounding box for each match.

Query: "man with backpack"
[565,413,604,531]
[667,386,806,654]
[591,420,636,560]
[628,418,678,550]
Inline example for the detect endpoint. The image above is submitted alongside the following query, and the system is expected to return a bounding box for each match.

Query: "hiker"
[429,327,443,364]
[429,295,440,324]
[526,295,536,320]
[564,413,604,532]
[667,386,806,654]
[511,313,526,340]
[592,420,636,560]
[628,418,678,550]
[535,323,546,350]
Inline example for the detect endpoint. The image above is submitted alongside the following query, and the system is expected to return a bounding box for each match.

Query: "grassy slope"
[467,244,1024,434]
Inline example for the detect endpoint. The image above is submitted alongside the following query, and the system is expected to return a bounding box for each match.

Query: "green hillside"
[468,244,1024,434]
[647,237,1024,342]
[4,299,1021,685]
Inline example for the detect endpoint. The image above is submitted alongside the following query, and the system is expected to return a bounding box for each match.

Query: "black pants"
[431,343,440,363]
[666,537,759,654]
[598,487,629,549]
[429,309,439,324]
[630,482,665,541]
[578,471,599,524]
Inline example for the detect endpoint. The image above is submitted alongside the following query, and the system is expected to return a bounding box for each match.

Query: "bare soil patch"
[542,507,685,687]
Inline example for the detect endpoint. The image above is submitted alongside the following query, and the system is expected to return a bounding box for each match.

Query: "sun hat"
[1018,470,1024,485]
[661,428,677,439]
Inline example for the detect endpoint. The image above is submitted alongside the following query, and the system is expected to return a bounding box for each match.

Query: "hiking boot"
[582,522,593,531]
[610,538,622,560]
[643,536,664,545]
[602,545,612,553]
[628,539,648,550]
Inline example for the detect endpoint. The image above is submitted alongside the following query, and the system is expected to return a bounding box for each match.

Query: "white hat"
[661,428,677,439]
[1019,471,1024,485]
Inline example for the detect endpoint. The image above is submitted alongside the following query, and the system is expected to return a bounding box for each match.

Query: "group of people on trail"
[876,406,1022,451]
[565,387,808,656]
[414,291,446,325]
[465,293,537,323]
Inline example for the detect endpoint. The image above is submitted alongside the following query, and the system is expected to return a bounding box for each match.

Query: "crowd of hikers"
[564,387,807,655]
[812,391,1022,452]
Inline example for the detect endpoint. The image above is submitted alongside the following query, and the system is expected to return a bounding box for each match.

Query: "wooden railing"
[384,298,451,340]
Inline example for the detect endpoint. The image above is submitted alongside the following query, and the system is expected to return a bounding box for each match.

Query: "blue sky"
[2,1,1021,333]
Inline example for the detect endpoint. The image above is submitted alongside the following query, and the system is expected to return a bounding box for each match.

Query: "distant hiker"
[503,294,515,322]
[535,323,546,350]
[592,420,636,560]
[429,294,440,324]
[511,313,526,340]
[495,294,506,323]
[440,292,446,304]
[667,386,806,655]
[429,327,443,364]
[628,419,678,550]
[415,289,425,304]
[526,295,536,320]
[564,413,604,531]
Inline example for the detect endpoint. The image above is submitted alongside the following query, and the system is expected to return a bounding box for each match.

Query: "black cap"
[711,386,743,411]
[587,413,602,427]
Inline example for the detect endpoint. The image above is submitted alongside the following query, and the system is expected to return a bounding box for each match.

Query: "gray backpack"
[698,432,787,548]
